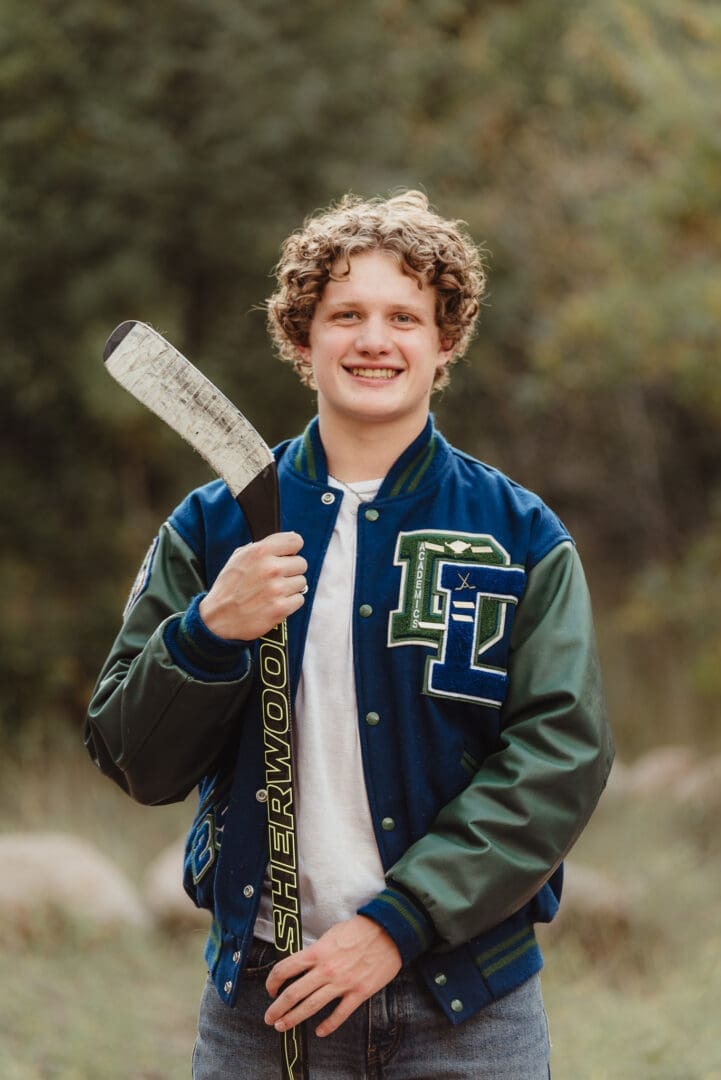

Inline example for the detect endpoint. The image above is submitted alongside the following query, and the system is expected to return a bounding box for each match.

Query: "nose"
[355,316,391,357]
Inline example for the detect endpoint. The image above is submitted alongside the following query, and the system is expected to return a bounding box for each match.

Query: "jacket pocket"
[183,774,230,911]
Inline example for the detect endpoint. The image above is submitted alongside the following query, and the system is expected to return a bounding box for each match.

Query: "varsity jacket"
[86,416,613,1025]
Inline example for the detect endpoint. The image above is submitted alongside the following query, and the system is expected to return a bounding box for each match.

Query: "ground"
[0,743,719,1079]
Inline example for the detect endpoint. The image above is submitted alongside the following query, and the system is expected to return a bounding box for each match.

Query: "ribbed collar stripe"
[285,415,443,499]
[389,433,438,496]
[293,427,318,481]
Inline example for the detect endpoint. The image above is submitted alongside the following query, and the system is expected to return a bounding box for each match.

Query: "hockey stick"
[103,320,309,1080]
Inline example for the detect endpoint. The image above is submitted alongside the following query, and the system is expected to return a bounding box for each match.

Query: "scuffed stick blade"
[103,321,274,500]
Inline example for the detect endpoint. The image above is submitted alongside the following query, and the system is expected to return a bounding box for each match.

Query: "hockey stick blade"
[104,321,278,538]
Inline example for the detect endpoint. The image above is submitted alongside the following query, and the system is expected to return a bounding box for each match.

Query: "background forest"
[2,0,721,752]
[3,0,720,754]
[1,1,720,1076]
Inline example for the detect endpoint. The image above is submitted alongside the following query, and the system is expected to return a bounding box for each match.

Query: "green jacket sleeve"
[363,540,613,957]
[85,522,253,806]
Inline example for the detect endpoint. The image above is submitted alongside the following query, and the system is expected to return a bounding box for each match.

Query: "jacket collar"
[280,414,449,499]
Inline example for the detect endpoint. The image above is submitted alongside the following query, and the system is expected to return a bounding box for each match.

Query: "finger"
[266,951,312,999]
[269,984,338,1032]
[265,966,324,1023]
[261,591,304,630]
[274,555,308,581]
[281,574,307,596]
[256,531,304,556]
[280,590,306,617]
[315,994,362,1039]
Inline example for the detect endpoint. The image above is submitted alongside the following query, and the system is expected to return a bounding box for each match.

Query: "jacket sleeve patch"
[123,536,159,619]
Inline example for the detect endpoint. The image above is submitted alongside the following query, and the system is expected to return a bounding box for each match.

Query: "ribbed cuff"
[163,593,251,682]
[358,882,437,966]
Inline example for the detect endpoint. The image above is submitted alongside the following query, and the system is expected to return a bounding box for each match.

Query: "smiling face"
[298,249,453,446]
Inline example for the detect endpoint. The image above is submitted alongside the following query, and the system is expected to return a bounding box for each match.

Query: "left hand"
[264,915,402,1038]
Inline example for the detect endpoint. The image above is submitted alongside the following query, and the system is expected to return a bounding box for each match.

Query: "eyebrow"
[324,298,429,316]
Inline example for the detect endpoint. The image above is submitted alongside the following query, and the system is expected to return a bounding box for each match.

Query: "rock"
[142,837,210,932]
[674,753,721,807]
[540,862,634,959]
[0,832,149,939]
[622,745,698,798]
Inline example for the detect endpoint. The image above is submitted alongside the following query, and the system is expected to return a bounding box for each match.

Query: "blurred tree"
[0,0,719,741]
[0,0,463,735]
[432,0,721,561]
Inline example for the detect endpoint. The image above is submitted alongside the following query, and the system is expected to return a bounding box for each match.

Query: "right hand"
[199,531,307,641]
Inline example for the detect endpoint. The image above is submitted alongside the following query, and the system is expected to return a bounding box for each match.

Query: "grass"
[0,931,204,1080]
[543,790,721,1080]
[1,736,720,1078]
[0,736,202,1079]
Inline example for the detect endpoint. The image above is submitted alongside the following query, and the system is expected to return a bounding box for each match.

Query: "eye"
[333,310,360,321]
[393,312,416,325]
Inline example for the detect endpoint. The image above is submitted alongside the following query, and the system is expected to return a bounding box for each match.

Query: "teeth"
[350,367,397,379]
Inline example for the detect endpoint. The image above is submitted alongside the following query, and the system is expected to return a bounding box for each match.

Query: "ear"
[295,345,317,390]
[437,341,454,367]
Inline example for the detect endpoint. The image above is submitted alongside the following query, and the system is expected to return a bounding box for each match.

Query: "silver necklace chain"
[328,474,379,503]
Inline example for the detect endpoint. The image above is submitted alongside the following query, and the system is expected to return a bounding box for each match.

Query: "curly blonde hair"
[266,190,486,391]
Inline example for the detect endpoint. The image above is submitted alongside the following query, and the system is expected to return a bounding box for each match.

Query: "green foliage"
[435,0,721,559]
[621,501,721,700]
[1,0,720,739]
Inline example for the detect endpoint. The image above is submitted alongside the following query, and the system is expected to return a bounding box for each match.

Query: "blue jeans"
[192,939,550,1079]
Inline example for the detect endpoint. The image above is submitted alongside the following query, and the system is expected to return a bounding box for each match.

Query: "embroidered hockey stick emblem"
[388,531,526,706]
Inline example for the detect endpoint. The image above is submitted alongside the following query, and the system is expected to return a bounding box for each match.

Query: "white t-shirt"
[254,476,386,944]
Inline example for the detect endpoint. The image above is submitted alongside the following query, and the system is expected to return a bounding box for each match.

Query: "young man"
[86,191,613,1078]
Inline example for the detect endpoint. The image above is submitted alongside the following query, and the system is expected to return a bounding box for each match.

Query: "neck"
[318,412,428,483]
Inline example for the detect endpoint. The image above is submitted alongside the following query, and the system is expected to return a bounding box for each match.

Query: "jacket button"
[224,980,233,994]
[321,491,335,505]
[256,789,268,803]
[232,951,241,964]
[243,884,254,898]
[450,999,463,1013]
[381,817,395,831]
[364,508,379,522]
[365,711,380,726]
[359,604,373,618]
[434,972,447,986]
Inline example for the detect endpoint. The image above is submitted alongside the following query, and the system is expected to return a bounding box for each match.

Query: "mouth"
[347,366,400,380]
